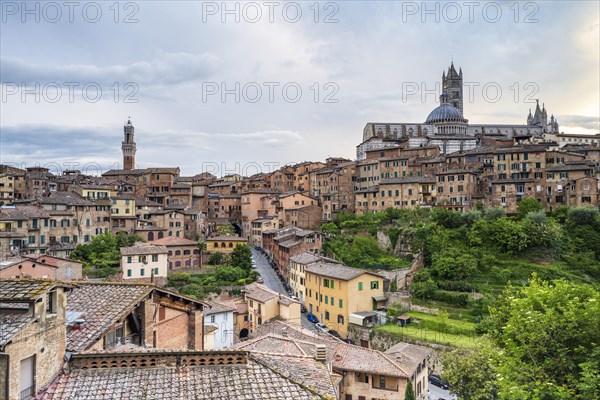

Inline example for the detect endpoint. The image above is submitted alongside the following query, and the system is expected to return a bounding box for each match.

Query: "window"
[370,281,379,290]
[127,256,132,263]
[154,268,159,275]
[210,315,216,323]
[127,269,132,277]
[330,296,334,305]
[379,375,386,389]
[325,311,330,320]
[152,255,158,262]
[339,299,343,308]
[46,290,57,314]
[358,282,363,291]
[140,269,145,276]
[337,314,344,324]
[159,306,166,321]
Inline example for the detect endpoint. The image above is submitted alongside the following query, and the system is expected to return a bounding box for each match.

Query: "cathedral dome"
[425,103,467,124]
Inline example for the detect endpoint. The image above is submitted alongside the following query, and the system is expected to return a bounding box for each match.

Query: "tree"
[230,244,253,271]
[208,252,224,265]
[487,276,600,399]
[197,241,207,268]
[216,224,237,236]
[517,197,543,219]
[443,343,499,400]
[404,379,416,400]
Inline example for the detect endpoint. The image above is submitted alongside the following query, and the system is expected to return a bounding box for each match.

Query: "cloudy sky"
[1,0,599,176]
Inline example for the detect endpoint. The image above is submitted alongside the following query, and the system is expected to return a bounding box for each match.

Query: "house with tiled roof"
[150,236,200,270]
[305,263,387,337]
[240,320,433,400]
[203,301,236,350]
[65,282,207,353]
[41,350,336,399]
[0,279,71,400]
[120,242,168,282]
[243,283,301,335]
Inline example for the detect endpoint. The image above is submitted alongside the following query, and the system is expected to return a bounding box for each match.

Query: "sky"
[1,0,599,176]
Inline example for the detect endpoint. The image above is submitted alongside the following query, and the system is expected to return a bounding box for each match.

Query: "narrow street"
[251,248,314,331]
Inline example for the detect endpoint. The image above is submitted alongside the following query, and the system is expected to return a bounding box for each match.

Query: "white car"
[315,323,329,333]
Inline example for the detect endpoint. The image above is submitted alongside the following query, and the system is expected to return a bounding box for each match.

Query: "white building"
[203,301,236,350]
[120,242,168,281]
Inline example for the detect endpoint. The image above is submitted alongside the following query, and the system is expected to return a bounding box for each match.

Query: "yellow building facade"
[305,262,385,337]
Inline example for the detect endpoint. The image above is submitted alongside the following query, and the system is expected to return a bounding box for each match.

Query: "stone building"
[149,236,200,270]
[261,227,323,281]
[0,280,70,400]
[244,283,301,333]
[120,242,168,282]
[66,283,206,353]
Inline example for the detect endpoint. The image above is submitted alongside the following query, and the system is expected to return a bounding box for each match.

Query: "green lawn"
[377,311,481,349]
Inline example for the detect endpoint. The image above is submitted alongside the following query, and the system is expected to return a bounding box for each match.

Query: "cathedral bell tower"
[122,118,136,170]
[442,62,464,114]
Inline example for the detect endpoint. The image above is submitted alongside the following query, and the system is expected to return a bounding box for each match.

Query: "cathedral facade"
[357,63,560,160]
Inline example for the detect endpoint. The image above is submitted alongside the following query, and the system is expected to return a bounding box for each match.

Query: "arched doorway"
[148,232,154,241]
[239,328,248,339]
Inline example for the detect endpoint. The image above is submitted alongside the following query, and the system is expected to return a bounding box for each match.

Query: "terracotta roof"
[204,301,236,315]
[385,342,433,375]
[66,283,154,352]
[246,321,414,379]
[42,351,331,399]
[149,237,197,246]
[0,313,34,347]
[0,280,56,301]
[244,283,279,303]
[333,343,410,377]
[305,262,383,281]
[207,236,247,242]
[289,252,322,265]
[120,242,168,256]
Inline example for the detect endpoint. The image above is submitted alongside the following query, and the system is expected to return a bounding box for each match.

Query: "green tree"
[488,276,600,399]
[208,252,224,265]
[404,379,416,400]
[443,343,499,400]
[216,224,237,236]
[517,197,543,218]
[230,244,253,271]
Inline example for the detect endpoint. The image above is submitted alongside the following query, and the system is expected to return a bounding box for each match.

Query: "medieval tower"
[122,118,136,170]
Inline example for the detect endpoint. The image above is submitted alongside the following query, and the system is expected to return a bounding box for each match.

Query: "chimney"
[73,319,86,331]
[315,344,327,362]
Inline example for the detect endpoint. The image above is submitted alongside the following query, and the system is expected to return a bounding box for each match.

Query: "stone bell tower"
[122,117,136,170]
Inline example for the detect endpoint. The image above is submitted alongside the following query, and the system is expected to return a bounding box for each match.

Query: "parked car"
[315,323,329,333]
[256,277,264,283]
[429,374,449,390]
[343,339,354,344]
[300,304,307,313]
[328,330,341,339]
[306,313,318,323]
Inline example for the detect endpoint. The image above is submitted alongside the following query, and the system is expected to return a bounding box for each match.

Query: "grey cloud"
[0,52,219,86]
[558,115,600,131]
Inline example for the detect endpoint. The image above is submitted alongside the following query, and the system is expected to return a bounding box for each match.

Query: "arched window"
[185,260,191,267]
[158,232,164,239]
[228,243,233,248]
[221,242,226,248]
[148,232,154,241]
[168,251,173,256]
[175,261,181,267]
[184,250,191,255]
[193,260,199,266]
[193,249,199,254]
[175,250,181,256]
[214,243,219,248]
[168,231,173,236]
